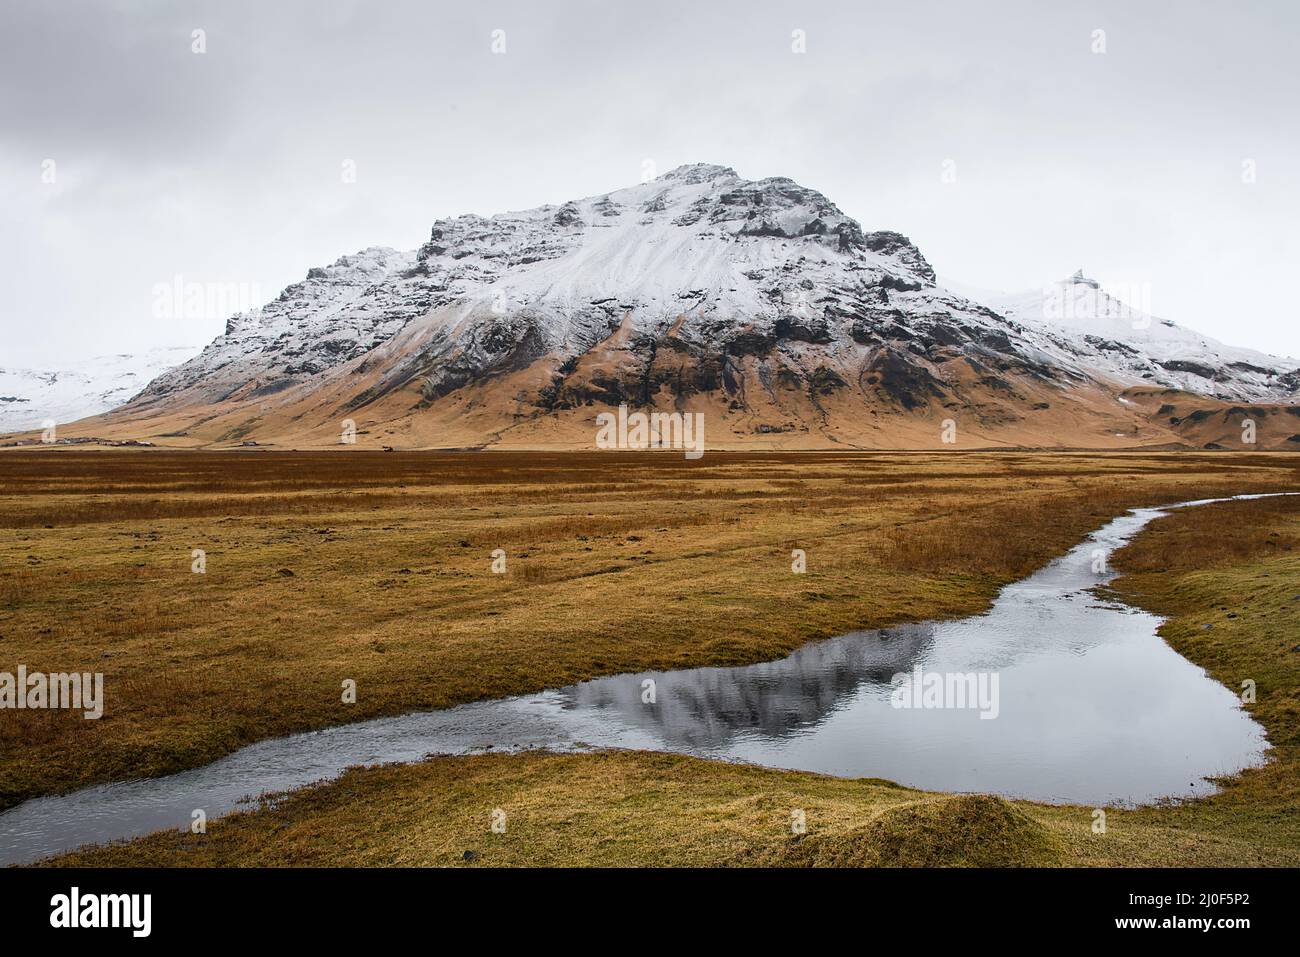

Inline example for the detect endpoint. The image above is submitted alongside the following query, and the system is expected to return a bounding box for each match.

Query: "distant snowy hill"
[953,271,1300,403]
[0,346,202,433]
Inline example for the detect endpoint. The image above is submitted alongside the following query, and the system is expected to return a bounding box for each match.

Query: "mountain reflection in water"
[561,623,934,749]
[0,494,1284,866]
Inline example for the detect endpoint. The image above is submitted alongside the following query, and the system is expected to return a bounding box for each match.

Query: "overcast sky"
[2,0,1297,366]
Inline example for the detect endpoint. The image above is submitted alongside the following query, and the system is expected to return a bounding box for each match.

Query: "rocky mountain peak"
[99,164,1298,451]
[655,163,739,185]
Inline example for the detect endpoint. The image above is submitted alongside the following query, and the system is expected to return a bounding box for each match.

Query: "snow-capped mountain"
[54,164,1300,450]
[136,163,987,408]
[0,346,201,434]
[964,271,1300,403]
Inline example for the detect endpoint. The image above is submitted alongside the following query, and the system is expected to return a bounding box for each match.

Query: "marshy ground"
[2,450,1298,865]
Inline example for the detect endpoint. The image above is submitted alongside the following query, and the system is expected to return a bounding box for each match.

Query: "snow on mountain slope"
[960,271,1300,403]
[71,164,1300,450]
[0,346,201,433]
[140,246,418,405]
[127,164,1070,424]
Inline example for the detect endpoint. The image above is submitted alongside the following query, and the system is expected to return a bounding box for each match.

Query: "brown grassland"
[1,449,1298,866]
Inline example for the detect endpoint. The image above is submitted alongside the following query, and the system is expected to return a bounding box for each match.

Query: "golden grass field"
[2,450,1298,866]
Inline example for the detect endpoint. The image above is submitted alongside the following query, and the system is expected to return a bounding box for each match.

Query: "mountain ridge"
[11,164,1300,451]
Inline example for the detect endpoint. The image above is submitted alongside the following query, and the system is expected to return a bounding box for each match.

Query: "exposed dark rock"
[418,318,549,404]
[1083,335,1140,356]
[835,221,866,253]
[861,231,935,282]
[641,190,669,213]
[592,196,621,218]
[1223,406,1267,420]
[774,315,833,344]
[1160,359,1218,379]
[880,274,923,294]
[725,330,777,356]
[1228,361,1274,375]
[807,365,847,396]
[971,328,1014,353]
[862,347,946,410]
[917,321,969,350]
[553,202,583,226]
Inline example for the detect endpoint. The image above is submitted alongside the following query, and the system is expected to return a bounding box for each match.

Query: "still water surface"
[0,494,1283,865]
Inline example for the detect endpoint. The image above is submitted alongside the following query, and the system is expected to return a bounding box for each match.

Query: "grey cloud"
[2,0,1297,365]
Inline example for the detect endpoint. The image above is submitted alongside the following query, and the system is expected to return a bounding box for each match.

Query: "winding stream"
[1,493,1287,865]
